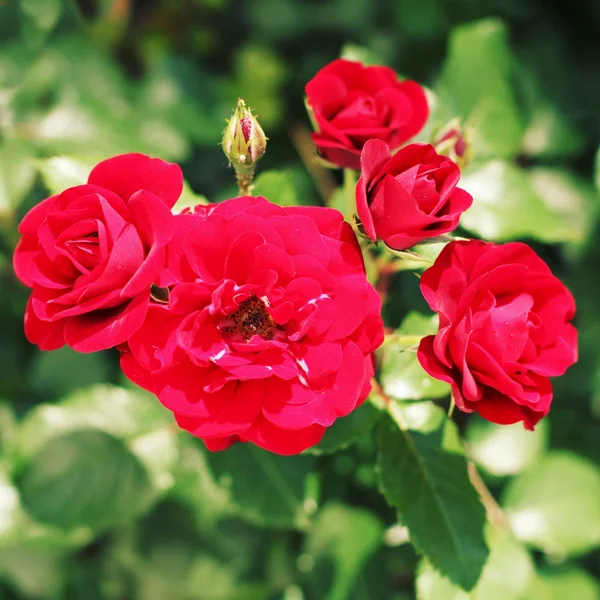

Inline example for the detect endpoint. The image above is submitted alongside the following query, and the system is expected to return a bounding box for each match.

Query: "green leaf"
[416,528,534,600]
[376,412,488,590]
[205,444,318,529]
[466,416,548,477]
[30,347,110,399]
[252,170,298,206]
[437,19,525,158]
[502,451,600,557]
[0,545,64,599]
[521,99,585,159]
[527,167,598,246]
[18,429,154,530]
[302,502,383,600]
[340,44,383,66]
[307,402,382,455]
[0,140,36,218]
[595,147,600,194]
[15,385,178,496]
[20,0,62,31]
[37,156,93,196]
[381,312,450,401]
[460,160,592,244]
[528,568,600,600]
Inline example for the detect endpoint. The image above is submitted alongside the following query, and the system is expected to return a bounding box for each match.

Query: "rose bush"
[356,139,473,250]
[417,240,578,429]
[13,154,183,352]
[120,196,384,455]
[305,59,429,170]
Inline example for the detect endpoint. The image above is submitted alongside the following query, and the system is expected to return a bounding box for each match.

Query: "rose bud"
[222,98,267,172]
[433,118,471,170]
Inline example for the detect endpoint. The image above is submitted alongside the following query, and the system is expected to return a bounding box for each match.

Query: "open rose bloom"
[121,197,383,454]
[417,241,578,429]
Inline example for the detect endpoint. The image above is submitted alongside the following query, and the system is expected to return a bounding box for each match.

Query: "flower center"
[223,295,277,341]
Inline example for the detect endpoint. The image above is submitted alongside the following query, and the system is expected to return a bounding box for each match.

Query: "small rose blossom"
[305,59,429,170]
[356,139,473,250]
[13,154,183,352]
[120,196,384,455]
[417,240,578,429]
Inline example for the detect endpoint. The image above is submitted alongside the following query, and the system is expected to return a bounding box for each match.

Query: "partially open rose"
[305,59,429,170]
[418,240,577,429]
[13,153,183,352]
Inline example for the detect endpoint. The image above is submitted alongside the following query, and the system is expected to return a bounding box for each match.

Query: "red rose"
[13,154,183,353]
[121,196,384,455]
[305,59,429,170]
[417,240,577,429]
[356,140,473,250]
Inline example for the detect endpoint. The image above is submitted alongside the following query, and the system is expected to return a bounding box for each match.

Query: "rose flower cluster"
[13,59,577,455]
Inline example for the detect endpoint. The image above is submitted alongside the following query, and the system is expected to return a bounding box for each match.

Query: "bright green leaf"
[18,429,154,530]
[37,156,93,196]
[30,347,110,399]
[252,170,298,206]
[437,19,525,158]
[377,413,488,590]
[528,167,598,246]
[205,444,318,529]
[16,385,173,464]
[416,528,534,600]
[0,545,64,598]
[466,416,548,477]
[20,0,62,31]
[503,452,600,557]
[521,99,585,159]
[340,44,383,66]
[307,402,381,455]
[15,385,177,496]
[302,502,383,600]
[381,312,450,401]
[0,140,36,218]
[528,568,600,600]
[460,160,589,244]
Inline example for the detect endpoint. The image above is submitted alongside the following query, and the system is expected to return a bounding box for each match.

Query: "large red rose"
[417,240,577,429]
[120,196,384,455]
[305,59,429,170]
[13,154,183,353]
[356,140,473,250]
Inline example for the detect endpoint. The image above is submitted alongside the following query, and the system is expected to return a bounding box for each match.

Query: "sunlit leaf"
[503,452,600,557]
[18,429,154,530]
[205,444,318,529]
[466,416,548,477]
[302,502,383,600]
[377,412,488,590]
[381,312,450,401]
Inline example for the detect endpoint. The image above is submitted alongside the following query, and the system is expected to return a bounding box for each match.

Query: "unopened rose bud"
[222,99,267,175]
[433,118,471,170]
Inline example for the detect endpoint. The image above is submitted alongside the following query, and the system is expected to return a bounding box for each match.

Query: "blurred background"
[1,0,600,598]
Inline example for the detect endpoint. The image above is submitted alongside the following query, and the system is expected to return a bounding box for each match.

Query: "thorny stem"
[343,168,357,223]
[236,170,254,196]
[467,461,509,529]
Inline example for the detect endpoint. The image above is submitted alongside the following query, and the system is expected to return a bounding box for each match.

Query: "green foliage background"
[1,0,600,598]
